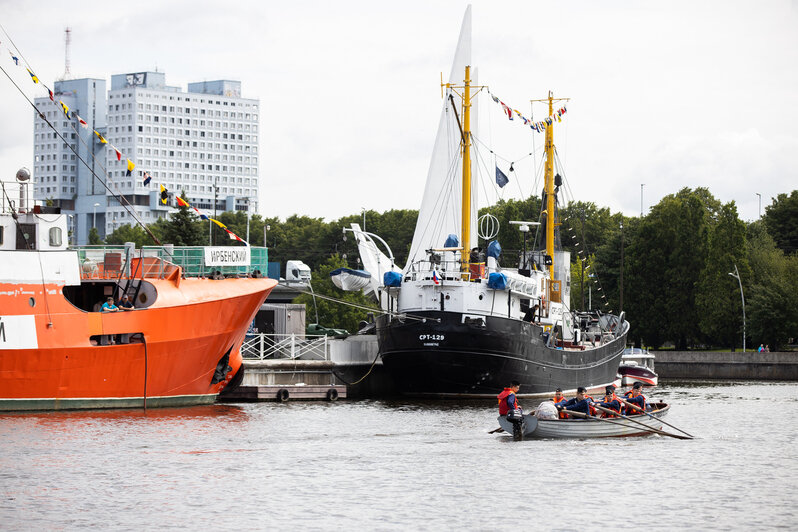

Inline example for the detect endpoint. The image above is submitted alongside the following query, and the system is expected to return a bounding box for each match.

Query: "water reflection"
[1,382,796,530]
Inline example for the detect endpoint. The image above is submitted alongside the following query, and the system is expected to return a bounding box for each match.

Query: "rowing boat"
[496,402,670,439]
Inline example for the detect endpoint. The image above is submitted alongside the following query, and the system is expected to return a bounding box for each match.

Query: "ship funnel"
[16,167,30,213]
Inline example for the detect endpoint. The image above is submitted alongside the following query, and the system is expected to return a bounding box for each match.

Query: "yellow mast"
[531,91,569,279]
[461,65,473,263]
[544,92,555,278]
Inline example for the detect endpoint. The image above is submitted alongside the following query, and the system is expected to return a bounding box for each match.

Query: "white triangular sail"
[405,5,478,270]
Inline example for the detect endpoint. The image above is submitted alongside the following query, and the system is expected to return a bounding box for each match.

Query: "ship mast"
[442,66,483,273]
[531,91,569,278]
[461,65,473,261]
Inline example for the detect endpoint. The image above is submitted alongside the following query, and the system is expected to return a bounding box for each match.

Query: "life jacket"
[497,388,519,416]
[600,393,622,418]
[624,391,647,415]
[552,396,567,419]
[586,395,597,416]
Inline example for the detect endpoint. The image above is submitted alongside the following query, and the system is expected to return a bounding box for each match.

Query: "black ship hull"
[377,311,626,397]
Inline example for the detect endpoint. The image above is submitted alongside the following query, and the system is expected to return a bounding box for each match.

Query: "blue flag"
[496,166,509,188]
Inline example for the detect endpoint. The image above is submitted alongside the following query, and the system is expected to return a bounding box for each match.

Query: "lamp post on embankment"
[728,264,746,352]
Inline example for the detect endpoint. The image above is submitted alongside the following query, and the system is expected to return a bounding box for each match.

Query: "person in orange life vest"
[623,382,648,413]
[596,385,622,417]
[497,381,521,416]
[551,387,569,419]
[558,386,593,416]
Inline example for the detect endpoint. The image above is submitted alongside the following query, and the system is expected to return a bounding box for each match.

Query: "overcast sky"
[1,0,796,223]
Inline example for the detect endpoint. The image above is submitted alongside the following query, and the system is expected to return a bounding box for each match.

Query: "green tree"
[745,221,798,349]
[87,226,102,245]
[696,201,749,348]
[626,188,711,349]
[105,223,153,247]
[151,192,205,246]
[763,190,798,255]
[293,255,378,333]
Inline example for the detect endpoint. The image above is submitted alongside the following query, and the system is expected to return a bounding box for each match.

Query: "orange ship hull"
[0,277,276,410]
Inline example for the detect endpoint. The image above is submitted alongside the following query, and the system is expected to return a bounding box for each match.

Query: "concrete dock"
[654,351,798,380]
[219,359,346,402]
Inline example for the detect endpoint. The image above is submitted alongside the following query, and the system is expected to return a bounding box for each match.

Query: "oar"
[620,398,695,439]
[591,404,692,440]
[488,427,505,434]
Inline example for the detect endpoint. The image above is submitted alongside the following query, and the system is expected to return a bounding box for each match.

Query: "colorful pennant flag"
[26,68,39,84]
[9,52,19,65]
[142,172,151,186]
[192,206,209,220]
[48,89,54,102]
[112,146,122,161]
[224,228,237,240]
[126,159,135,176]
[209,218,227,230]
[59,101,70,119]
[94,130,107,144]
[176,196,189,207]
[495,166,509,188]
[159,184,168,204]
[77,115,88,128]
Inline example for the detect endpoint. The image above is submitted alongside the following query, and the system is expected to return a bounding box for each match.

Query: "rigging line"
[471,134,534,166]
[41,99,151,238]
[0,63,164,248]
[0,24,162,246]
[0,22,33,69]
[554,148,577,210]
[0,26,150,238]
[472,140,503,208]
[285,284,437,323]
[0,183,54,325]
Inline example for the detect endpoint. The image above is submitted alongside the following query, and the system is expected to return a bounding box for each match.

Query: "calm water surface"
[1,382,796,530]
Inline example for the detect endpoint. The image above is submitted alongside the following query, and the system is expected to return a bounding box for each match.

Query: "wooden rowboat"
[497,402,670,439]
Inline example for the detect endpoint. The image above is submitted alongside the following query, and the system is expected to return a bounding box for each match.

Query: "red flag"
[113,146,122,161]
[176,197,189,207]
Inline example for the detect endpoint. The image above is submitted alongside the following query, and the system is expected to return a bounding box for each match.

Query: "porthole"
[29,297,36,307]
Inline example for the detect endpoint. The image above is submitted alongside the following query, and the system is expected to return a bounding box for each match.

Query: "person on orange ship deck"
[117,294,134,310]
[596,385,622,417]
[100,297,119,312]
[623,382,648,413]
[557,387,593,416]
[497,381,521,416]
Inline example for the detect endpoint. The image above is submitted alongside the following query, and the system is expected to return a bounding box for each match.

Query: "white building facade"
[32,72,259,244]
[104,72,259,235]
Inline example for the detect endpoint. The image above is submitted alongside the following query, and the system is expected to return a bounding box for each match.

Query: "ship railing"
[72,245,269,280]
[241,333,329,361]
[405,258,476,282]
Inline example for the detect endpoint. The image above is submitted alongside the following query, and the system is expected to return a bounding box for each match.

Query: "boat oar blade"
[620,398,695,439]
[592,403,691,440]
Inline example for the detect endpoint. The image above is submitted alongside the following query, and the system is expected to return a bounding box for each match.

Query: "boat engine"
[506,408,524,441]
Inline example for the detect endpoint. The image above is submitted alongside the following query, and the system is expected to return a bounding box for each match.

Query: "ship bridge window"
[49,227,62,247]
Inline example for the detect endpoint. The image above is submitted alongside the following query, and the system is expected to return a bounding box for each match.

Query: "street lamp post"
[728,264,746,352]
[619,219,624,312]
[756,193,761,218]
[640,184,645,217]
[93,202,100,230]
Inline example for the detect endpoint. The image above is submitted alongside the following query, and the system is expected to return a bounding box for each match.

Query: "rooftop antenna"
[61,27,72,80]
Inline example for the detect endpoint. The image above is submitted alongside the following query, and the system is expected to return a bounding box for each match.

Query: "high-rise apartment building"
[32,78,107,245]
[104,72,259,236]
[32,71,259,244]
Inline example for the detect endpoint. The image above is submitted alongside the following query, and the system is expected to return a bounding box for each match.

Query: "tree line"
[104,189,798,349]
